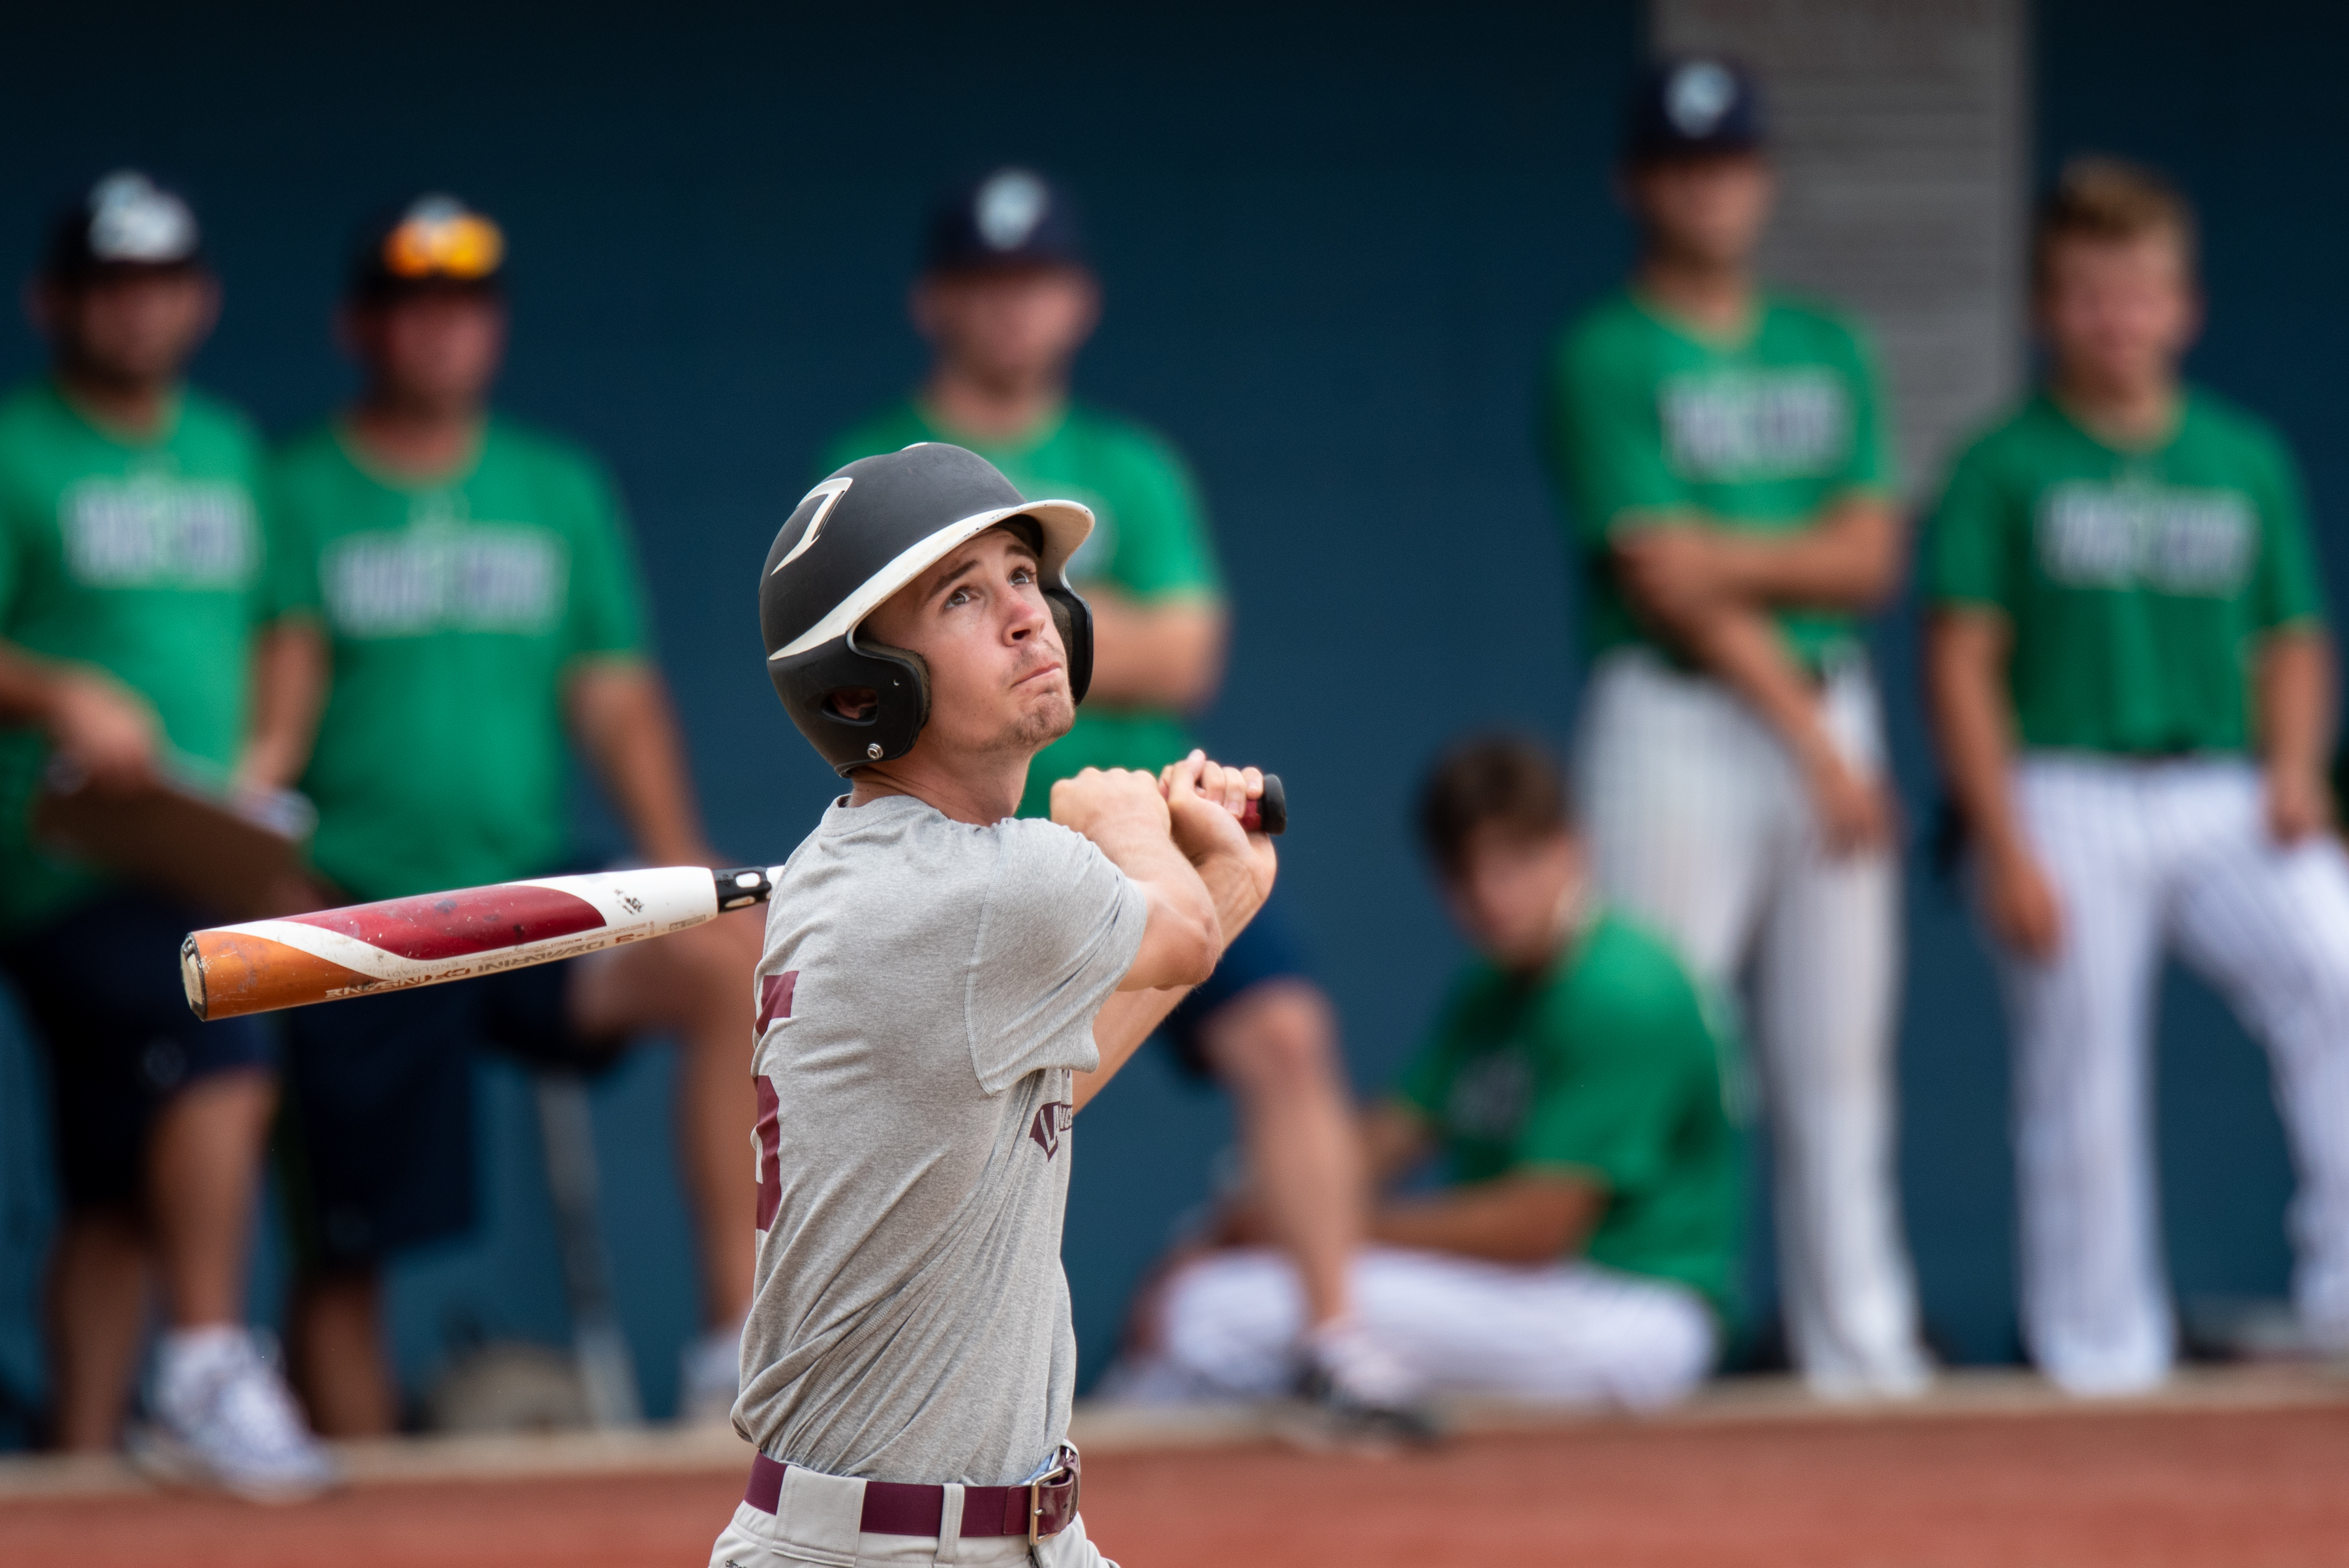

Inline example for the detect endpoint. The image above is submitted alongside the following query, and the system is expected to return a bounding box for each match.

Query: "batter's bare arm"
[2257,628,2335,841]
[1927,607,2059,958]
[566,658,718,866]
[1067,755,1275,1111]
[1052,763,1221,980]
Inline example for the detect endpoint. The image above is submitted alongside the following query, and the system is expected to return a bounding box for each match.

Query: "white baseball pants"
[1576,648,1927,1398]
[1141,1247,1715,1410]
[1999,755,2349,1394]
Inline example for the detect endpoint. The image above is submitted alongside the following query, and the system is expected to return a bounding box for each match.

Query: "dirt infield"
[5,1401,2348,1567]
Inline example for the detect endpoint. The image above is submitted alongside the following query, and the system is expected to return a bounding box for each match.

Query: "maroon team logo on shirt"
[1029,1100,1073,1160]
[752,971,797,1231]
[757,971,797,1035]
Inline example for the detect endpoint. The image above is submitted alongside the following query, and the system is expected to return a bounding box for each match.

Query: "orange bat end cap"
[181,929,377,1021]
[179,934,209,1020]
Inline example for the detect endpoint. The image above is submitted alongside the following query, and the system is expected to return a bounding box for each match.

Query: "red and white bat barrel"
[181,865,778,1021]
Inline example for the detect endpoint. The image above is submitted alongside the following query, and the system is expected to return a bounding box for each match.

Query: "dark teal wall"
[0,1,2337,1436]
[0,1,1639,1430]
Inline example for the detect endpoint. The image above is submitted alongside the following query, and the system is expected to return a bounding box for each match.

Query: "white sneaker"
[1292,1319,1439,1448]
[677,1319,744,1428]
[133,1326,338,1503]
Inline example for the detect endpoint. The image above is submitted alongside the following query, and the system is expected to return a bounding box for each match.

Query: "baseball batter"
[1541,58,1928,1396]
[716,441,1272,1566]
[1925,159,2349,1393]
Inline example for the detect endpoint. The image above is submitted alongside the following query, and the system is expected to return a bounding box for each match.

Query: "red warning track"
[281,884,606,961]
[7,1402,2349,1567]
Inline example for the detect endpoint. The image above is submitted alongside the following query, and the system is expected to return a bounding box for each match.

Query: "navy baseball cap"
[1623,57,1766,162]
[923,168,1088,274]
[348,193,506,301]
[44,170,204,281]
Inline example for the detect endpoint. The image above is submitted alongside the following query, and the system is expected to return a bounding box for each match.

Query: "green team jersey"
[1395,911,1743,1321]
[1923,390,2326,756]
[821,400,1222,817]
[1540,289,1898,669]
[272,419,649,901]
[0,382,277,934]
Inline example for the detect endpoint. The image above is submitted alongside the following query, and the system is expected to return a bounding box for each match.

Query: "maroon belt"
[744,1447,1079,1543]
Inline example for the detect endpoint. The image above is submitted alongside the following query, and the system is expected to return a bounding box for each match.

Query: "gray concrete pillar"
[1651,0,2029,496]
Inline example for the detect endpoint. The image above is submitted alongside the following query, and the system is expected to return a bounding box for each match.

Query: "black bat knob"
[1240,773,1287,836]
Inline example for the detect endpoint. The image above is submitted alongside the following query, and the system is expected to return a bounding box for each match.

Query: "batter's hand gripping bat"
[181,776,1285,1021]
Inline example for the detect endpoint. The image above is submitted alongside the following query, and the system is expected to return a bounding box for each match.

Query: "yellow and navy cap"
[349,193,506,300]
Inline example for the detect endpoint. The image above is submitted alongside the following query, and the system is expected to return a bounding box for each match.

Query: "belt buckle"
[1026,1456,1073,1546]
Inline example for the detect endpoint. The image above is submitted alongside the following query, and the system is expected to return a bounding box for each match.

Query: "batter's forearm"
[2258,630,2333,779]
[1926,611,2029,859]
[1105,856,1222,993]
[1056,776,1225,992]
[1193,841,1268,946]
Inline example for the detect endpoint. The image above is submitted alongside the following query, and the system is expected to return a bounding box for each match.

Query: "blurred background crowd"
[2,0,2345,1503]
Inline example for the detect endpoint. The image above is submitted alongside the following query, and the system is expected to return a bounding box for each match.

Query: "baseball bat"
[181,776,1285,1021]
[181,865,782,1021]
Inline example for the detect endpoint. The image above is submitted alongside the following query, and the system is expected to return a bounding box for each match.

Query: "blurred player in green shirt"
[824,170,1411,1434]
[1539,60,1927,1400]
[1925,160,2349,1392]
[0,174,331,1496]
[247,196,761,1435]
[1130,738,1738,1411]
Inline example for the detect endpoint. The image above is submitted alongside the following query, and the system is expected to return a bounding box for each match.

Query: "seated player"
[822,168,1396,1424]
[244,195,761,1432]
[0,173,331,1496]
[1925,159,2349,1393]
[713,442,1273,1567]
[1126,737,1740,1410]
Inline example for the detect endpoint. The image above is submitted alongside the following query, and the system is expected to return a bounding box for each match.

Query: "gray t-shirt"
[734,792,1148,1486]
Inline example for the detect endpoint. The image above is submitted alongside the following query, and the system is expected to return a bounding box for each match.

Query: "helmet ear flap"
[1046,586,1093,704]
[850,634,931,734]
[768,630,932,776]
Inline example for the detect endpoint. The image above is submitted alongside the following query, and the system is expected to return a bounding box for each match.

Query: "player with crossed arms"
[1543,58,1927,1396]
[709,441,1272,1567]
[1925,159,2349,1393]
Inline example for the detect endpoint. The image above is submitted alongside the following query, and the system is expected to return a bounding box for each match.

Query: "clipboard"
[31,754,318,922]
